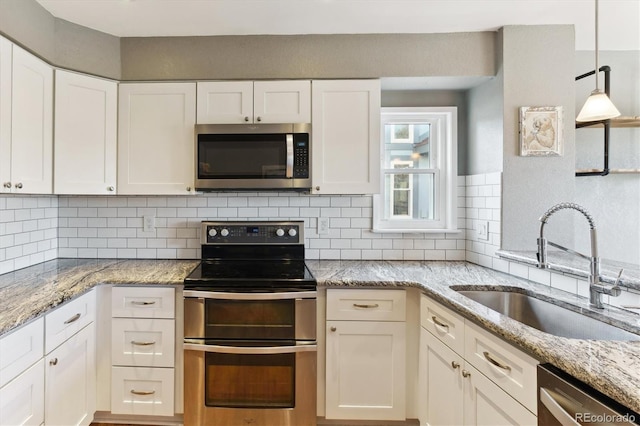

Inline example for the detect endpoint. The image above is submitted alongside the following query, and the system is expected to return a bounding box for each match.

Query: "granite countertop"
[0,258,199,335]
[307,260,640,414]
[1,258,639,414]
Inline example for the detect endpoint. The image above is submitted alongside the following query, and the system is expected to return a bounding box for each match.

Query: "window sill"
[371,228,463,234]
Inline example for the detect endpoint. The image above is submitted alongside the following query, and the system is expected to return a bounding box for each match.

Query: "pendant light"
[576,0,621,122]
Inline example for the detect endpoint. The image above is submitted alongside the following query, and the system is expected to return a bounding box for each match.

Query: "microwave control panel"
[293,137,309,179]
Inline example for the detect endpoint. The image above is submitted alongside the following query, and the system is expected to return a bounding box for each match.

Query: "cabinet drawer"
[0,358,45,426]
[0,317,44,387]
[420,294,465,355]
[464,321,539,414]
[327,289,406,321]
[112,318,175,368]
[111,366,174,416]
[45,290,95,354]
[112,286,175,319]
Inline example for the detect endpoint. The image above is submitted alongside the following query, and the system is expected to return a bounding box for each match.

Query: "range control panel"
[201,221,304,245]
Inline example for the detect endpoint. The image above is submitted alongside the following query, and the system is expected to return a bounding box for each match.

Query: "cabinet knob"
[315,186,320,191]
[107,186,115,192]
[49,358,58,366]
[462,369,471,378]
[244,116,250,122]
[330,326,337,332]
[2,182,10,188]
[256,116,262,122]
[186,186,192,192]
[14,182,23,189]
[451,361,460,369]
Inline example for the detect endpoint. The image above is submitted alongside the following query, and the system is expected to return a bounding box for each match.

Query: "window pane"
[384,173,435,220]
[384,123,431,168]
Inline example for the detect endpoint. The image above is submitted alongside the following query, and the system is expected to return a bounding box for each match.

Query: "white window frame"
[373,107,458,233]
[390,160,414,219]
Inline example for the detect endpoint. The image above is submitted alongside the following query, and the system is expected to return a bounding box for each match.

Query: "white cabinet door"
[463,363,537,426]
[254,80,311,123]
[196,81,253,124]
[0,318,44,388]
[0,359,45,426]
[418,327,464,426]
[54,70,117,195]
[45,323,96,426]
[325,320,405,421]
[118,83,196,195]
[8,44,53,194]
[0,36,12,193]
[311,79,381,194]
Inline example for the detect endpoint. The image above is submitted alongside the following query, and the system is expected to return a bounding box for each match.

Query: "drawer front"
[111,366,175,416]
[0,318,44,387]
[464,321,539,414]
[327,289,406,321]
[112,318,175,368]
[45,290,95,354]
[420,294,465,355]
[0,359,45,426]
[112,286,175,319]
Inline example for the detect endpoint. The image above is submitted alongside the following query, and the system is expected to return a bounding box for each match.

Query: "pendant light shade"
[576,0,621,123]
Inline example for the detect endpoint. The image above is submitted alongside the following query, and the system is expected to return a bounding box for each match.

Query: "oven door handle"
[184,342,317,354]
[183,290,317,300]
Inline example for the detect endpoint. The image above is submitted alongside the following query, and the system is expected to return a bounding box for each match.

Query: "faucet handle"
[614,269,624,286]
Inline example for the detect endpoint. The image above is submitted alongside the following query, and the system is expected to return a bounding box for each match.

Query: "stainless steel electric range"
[183,220,317,426]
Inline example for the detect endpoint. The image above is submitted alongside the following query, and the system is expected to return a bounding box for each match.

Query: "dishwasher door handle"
[540,387,580,426]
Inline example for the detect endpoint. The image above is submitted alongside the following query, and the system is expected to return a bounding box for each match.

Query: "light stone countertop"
[307,260,640,414]
[1,258,639,414]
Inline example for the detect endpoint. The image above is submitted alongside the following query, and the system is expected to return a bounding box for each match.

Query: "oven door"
[184,290,316,341]
[184,342,316,426]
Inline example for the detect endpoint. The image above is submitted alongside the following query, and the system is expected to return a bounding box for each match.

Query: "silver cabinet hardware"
[451,361,460,369]
[330,326,337,332]
[131,300,156,305]
[131,340,156,346]
[107,186,115,191]
[353,303,379,309]
[461,370,471,378]
[315,186,320,191]
[432,316,449,330]
[483,351,511,371]
[244,116,249,122]
[63,313,81,324]
[256,116,262,122]
[130,390,156,396]
[2,182,10,188]
[49,358,58,366]
[186,186,192,192]
[14,182,23,189]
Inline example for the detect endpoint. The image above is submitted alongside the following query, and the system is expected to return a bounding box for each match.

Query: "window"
[373,107,458,232]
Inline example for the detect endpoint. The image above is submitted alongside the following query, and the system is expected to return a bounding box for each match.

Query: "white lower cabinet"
[325,289,406,421]
[0,359,45,426]
[418,294,537,426]
[45,323,96,426]
[111,366,174,416]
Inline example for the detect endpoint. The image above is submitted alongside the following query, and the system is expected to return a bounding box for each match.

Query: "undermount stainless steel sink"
[455,289,639,341]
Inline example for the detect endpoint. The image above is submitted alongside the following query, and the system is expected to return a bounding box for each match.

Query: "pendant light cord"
[594,0,600,91]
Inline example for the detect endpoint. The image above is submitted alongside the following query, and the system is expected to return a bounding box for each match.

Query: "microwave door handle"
[286,134,294,178]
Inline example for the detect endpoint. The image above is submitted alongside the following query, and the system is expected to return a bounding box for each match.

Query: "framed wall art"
[519,106,563,156]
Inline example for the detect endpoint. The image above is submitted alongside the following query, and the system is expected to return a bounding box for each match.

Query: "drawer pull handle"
[451,361,460,369]
[462,369,471,378]
[432,316,449,330]
[63,313,81,324]
[353,303,379,309]
[49,358,58,366]
[131,340,156,346]
[131,301,156,306]
[483,351,511,371]
[130,390,156,396]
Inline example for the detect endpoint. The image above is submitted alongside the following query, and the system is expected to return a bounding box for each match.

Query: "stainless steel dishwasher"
[538,364,639,425]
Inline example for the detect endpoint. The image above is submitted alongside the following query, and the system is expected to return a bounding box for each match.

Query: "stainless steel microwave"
[195,123,311,191]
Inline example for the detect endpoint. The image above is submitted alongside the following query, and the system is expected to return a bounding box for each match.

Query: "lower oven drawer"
[111,366,174,416]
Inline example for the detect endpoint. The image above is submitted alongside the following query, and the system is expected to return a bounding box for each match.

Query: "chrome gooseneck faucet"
[537,202,621,309]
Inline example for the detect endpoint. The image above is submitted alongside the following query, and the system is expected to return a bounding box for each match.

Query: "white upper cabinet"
[311,79,381,194]
[196,80,311,124]
[54,70,117,195]
[118,83,196,195]
[0,39,53,194]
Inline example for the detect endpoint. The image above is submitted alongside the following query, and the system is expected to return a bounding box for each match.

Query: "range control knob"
[208,228,217,237]
[220,229,229,237]
[288,228,297,237]
[276,228,285,237]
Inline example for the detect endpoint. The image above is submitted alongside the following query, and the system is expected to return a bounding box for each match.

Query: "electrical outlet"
[477,220,489,241]
[318,217,329,235]
[143,215,155,232]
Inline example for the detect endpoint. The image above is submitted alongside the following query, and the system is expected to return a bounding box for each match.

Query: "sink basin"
[455,289,639,341]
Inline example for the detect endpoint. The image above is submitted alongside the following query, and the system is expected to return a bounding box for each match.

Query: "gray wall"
[500,25,577,252]
[574,50,640,265]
